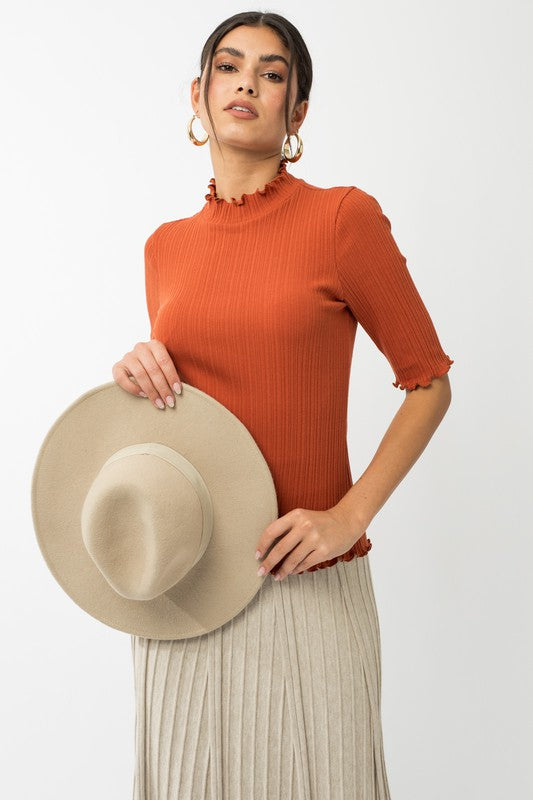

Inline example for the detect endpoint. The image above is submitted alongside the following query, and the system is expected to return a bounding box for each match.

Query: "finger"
[133,342,179,409]
[148,339,183,396]
[272,542,314,581]
[257,530,302,578]
[291,540,330,575]
[287,552,317,577]
[256,508,302,562]
[112,362,147,398]
[119,352,167,408]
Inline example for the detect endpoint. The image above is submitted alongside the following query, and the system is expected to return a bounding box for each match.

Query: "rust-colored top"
[144,159,453,572]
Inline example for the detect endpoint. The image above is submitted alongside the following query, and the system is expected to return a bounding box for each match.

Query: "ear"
[291,99,309,131]
[190,76,201,111]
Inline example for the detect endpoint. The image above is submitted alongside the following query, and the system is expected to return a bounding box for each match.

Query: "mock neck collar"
[199,158,299,223]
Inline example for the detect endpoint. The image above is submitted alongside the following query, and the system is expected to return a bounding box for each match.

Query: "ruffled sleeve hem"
[392,356,454,391]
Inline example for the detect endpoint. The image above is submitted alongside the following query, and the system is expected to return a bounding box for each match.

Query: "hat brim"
[31,381,278,640]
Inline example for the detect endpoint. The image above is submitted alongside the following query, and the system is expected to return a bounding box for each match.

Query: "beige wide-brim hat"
[31,381,278,640]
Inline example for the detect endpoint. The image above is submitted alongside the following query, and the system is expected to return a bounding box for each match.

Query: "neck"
[207,150,285,204]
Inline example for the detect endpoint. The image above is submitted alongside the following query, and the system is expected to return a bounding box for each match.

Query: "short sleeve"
[144,228,160,340]
[334,187,454,391]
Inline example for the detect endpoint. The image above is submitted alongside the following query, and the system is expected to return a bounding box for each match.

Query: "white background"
[2,1,531,798]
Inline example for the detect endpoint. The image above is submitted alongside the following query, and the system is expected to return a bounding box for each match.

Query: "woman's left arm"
[255,188,455,579]
[332,373,452,535]
[255,374,452,580]
[329,185,455,532]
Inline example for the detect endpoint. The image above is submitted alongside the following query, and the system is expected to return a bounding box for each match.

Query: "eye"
[215,63,283,81]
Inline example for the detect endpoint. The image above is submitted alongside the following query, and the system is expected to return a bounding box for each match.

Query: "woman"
[112,10,453,800]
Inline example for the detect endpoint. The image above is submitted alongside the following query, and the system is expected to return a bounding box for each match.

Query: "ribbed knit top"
[144,158,454,572]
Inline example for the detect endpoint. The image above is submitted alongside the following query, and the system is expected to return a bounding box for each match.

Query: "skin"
[112,24,453,580]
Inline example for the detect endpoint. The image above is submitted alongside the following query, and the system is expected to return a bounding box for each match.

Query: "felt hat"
[31,381,278,640]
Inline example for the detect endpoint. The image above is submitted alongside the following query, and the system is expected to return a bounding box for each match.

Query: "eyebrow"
[213,46,289,70]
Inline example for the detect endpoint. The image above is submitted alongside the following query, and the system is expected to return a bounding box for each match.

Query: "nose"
[237,73,257,96]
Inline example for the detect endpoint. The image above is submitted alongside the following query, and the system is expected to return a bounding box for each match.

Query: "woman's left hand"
[255,505,363,581]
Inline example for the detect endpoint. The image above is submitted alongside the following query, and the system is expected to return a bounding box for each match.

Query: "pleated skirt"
[130,553,392,800]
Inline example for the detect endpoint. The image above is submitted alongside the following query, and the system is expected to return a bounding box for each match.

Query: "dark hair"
[196,11,313,160]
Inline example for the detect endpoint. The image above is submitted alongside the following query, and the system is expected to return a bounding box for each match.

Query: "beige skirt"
[130,553,392,799]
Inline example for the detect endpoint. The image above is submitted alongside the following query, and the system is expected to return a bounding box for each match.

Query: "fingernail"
[257,566,265,576]
[155,398,165,409]
[166,395,175,407]
[255,550,261,560]
[173,383,182,395]
[139,391,147,398]
[273,572,281,581]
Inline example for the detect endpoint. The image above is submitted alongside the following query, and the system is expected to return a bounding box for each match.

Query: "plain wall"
[1,1,531,797]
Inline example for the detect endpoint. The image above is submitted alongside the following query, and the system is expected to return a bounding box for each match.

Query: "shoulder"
[144,217,190,253]
[294,175,385,222]
[328,184,393,241]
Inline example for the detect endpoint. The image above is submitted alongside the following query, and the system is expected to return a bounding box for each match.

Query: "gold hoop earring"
[187,114,209,146]
[282,131,303,163]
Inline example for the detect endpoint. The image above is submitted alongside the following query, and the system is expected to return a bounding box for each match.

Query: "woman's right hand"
[112,340,183,409]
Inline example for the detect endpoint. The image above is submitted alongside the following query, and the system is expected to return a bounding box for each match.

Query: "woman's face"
[191,25,307,156]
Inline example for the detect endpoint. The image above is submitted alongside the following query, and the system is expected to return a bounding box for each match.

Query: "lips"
[224,100,258,116]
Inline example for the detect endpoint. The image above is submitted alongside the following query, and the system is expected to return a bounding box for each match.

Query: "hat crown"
[81,442,214,601]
